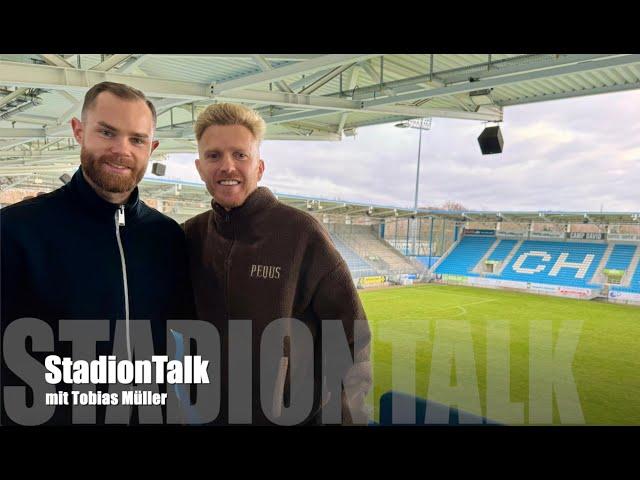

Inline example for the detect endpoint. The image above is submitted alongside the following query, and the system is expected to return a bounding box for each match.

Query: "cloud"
[163,89,640,212]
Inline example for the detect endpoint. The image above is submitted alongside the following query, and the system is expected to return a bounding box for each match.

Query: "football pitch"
[359,283,640,425]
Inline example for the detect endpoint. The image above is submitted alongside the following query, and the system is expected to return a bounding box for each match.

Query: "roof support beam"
[299,63,355,95]
[0,128,53,138]
[90,54,135,72]
[287,67,338,91]
[497,80,640,106]
[2,113,59,126]
[117,55,149,73]
[264,102,502,125]
[0,61,211,99]
[217,89,363,111]
[211,54,380,93]
[0,61,500,122]
[360,60,381,84]
[150,54,323,62]
[39,54,76,68]
[0,88,30,109]
[364,54,640,108]
[0,127,341,142]
[251,55,293,93]
[323,54,615,102]
[337,65,361,134]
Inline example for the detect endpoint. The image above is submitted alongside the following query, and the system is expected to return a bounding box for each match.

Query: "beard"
[80,146,146,194]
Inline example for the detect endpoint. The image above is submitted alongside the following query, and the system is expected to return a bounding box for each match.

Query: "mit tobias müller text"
[46,390,168,406]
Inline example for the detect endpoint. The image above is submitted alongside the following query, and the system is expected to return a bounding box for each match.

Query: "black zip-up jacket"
[1,168,194,425]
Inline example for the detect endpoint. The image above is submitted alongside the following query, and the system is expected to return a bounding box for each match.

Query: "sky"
[157,88,640,212]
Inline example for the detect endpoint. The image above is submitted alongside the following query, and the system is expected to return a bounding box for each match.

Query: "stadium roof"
[1,53,640,180]
[2,53,639,222]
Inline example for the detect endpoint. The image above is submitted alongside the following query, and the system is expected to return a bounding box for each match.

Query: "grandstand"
[431,228,640,304]
[326,224,424,278]
[327,232,379,278]
[2,172,639,302]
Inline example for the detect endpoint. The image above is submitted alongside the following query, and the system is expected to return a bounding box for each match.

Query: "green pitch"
[359,283,640,425]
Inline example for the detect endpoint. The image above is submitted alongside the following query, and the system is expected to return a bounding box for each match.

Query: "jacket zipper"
[114,205,131,362]
[115,205,134,424]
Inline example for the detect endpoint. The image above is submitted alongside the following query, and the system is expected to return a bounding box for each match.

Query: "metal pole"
[428,217,434,268]
[441,217,446,256]
[417,217,422,256]
[411,122,424,256]
[413,124,423,211]
[395,216,398,250]
[405,218,410,255]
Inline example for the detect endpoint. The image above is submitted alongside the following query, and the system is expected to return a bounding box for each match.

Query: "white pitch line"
[433,298,497,318]
[418,288,491,301]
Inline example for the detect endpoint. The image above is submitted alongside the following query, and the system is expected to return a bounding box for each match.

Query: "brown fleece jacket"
[183,186,372,425]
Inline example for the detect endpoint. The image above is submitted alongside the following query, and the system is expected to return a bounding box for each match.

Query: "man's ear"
[70,117,83,144]
[257,159,265,181]
[151,139,160,154]
[195,158,205,182]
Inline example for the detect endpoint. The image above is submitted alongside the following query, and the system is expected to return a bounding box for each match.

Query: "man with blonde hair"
[184,102,371,425]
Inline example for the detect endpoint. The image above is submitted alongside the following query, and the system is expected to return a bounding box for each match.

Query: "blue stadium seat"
[499,240,606,288]
[487,239,518,261]
[434,236,495,276]
[610,251,640,293]
[605,244,637,271]
[434,237,640,293]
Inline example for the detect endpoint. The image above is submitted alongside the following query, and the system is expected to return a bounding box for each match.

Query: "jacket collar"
[210,186,277,237]
[66,167,143,223]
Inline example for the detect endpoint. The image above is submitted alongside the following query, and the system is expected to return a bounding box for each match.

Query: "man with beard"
[1,82,194,426]
[183,103,372,425]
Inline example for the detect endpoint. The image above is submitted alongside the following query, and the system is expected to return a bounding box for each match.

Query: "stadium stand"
[611,245,640,292]
[487,239,519,261]
[433,235,640,293]
[605,244,637,271]
[498,240,606,288]
[330,225,423,276]
[432,236,496,276]
[328,232,379,278]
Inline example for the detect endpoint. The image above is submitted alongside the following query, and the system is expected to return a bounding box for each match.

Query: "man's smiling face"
[195,124,265,210]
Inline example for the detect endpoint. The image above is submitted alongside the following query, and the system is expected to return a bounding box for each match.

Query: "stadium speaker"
[152,162,166,176]
[478,126,504,155]
[59,173,72,184]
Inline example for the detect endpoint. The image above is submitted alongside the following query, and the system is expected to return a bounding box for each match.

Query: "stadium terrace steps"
[591,243,615,284]
[329,225,421,276]
[358,236,420,274]
[495,239,523,275]
[488,239,519,262]
[619,246,640,289]
[472,238,501,274]
[328,232,379,278]
[433,235,496,276]
[429,238,461,273]
[606,244,637,271]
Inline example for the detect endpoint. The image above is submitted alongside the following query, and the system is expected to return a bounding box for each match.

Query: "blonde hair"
[194,103,267,143]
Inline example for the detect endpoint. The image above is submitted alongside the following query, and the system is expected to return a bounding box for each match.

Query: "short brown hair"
[194,103,266,143]
[82,81,157,127]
